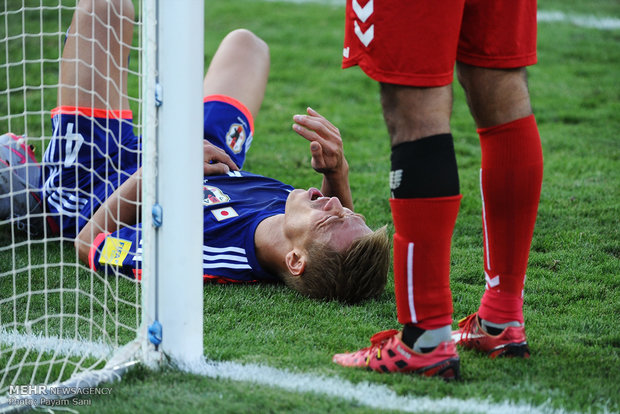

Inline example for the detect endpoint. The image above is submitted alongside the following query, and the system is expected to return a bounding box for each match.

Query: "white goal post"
[0,0,204,410]
[141,0,204,366]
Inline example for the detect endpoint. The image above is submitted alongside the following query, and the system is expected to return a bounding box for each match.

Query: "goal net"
[0,0,203,409]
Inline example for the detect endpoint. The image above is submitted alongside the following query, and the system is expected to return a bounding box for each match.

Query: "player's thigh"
[202,29,269,121]
[57,0,134,110]
[343,0,465,87]
[457,0,537,69]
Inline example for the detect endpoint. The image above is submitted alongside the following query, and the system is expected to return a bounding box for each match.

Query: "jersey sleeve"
[88,225,143,280]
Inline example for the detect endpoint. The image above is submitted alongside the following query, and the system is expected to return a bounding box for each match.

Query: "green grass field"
[1,0,619,412]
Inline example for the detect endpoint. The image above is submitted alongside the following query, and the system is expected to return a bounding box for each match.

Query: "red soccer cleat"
[452,313,530,358]
[332,329,460,380]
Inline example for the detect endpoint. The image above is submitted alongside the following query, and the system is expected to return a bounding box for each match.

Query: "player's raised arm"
[292,107,353,210]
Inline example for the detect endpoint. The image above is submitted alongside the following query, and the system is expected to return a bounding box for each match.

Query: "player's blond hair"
[282,226,390,304]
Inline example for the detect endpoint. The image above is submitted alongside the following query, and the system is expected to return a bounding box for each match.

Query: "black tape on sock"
[390,134,459,199]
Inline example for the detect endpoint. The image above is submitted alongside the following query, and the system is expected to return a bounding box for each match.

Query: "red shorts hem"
[347,61,454,87]
[457,52,538,69]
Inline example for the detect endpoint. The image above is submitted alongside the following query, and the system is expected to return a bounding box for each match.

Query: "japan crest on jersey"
[203,185,230,206]
[226,123,246,154]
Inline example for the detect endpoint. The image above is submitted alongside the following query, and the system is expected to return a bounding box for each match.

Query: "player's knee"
[380,83,452,145]
[117,0,135,21]
[458,64,529,96]
[78,0,134,23]
[456,64,532,127]
[224,29,270,63]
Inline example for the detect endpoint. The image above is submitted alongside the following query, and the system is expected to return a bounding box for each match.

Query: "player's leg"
[453,0,542,358]
[2,0,134,235]
[43,0,138,238]
[381,82,462,349]
[201,29,270,169]
[333,0,463,379]
[202,29,269,121]
[57,0,133,110]
[454,64,542,357]
[333,84,462,378]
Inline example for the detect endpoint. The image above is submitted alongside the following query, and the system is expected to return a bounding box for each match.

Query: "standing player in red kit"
[332,0,543,379]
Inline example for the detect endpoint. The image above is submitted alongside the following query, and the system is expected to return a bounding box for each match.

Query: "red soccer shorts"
[342,0,538,87]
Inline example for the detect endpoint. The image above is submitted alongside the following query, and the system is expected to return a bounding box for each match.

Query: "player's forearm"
[320,161,353,210]
[75,167,142,264]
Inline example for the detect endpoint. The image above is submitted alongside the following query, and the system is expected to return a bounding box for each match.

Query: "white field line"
[263,0,620,31]
[538,10,620,30]
[184,358,578,414]
[2,331,579,414]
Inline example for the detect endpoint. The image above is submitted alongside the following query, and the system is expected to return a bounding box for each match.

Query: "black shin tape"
[390,134,460,198]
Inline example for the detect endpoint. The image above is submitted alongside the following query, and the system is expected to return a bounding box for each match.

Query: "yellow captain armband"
[98,236,132,266]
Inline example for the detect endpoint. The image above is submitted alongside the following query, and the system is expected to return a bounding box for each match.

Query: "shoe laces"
[364,329,399,365]
[457,313,479,340]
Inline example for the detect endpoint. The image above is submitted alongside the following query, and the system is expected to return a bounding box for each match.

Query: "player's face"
[284,188,372,251]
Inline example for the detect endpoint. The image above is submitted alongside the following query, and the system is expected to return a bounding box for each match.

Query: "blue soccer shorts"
[203,94,254,170]
[42,106,141,237]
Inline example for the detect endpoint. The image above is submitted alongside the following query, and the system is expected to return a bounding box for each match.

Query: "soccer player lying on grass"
[0,0,390,304]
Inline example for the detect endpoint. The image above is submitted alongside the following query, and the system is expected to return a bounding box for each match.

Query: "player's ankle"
[402,324,452,353]
[480,317,522,335]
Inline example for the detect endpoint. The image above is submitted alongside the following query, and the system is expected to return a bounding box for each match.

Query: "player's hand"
[203,140,239,175]
[292,107,348,177]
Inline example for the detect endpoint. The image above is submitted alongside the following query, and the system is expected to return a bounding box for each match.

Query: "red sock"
[478,115,543,324]
[390,195,461,330]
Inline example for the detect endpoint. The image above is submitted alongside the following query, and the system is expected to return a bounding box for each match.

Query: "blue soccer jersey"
[90,171,293,283]
[47,94,292,283]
